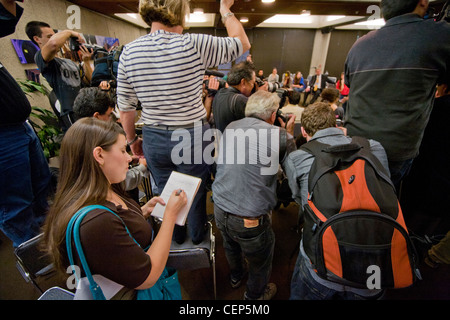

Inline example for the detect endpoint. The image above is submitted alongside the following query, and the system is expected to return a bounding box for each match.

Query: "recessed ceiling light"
[240,17,249,23]
[262,0,275,3]
[263,14,313,24]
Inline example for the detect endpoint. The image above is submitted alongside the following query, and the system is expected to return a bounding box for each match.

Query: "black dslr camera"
[69,36,99,52]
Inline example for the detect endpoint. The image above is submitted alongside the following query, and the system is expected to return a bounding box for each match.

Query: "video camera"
[203,70,227,95]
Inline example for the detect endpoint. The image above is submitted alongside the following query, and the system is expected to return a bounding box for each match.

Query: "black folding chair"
[14,233,57,293]
[166,222,216,299]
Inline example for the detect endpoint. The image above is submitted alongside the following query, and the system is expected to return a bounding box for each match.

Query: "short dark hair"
[320,88,340,103]
[73,87,115,119]
[288,91,301,105]
[226,61,255,86]
[25,21,51,46]
[381,0,420,21]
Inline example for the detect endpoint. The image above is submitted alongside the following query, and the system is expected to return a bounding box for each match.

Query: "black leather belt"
[145,118,208,130]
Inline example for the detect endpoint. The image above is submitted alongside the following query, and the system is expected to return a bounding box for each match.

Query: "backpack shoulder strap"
[299,139,329,157]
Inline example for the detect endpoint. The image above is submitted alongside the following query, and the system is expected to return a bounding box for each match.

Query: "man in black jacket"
[344,0,450,191]
[212,61,259,133]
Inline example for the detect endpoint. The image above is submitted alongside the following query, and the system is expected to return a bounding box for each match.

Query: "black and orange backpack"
[300,136,421,289]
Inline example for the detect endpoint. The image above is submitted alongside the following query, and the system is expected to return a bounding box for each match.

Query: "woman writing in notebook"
[43,117,187,299]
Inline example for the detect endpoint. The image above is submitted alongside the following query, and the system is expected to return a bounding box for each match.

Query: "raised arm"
[220,0,251,53]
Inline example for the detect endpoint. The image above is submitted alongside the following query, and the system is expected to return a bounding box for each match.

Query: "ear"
[92,146,104,166]
[271,111,277,124]
[33,35,41,46]
[93,112,100,119]
[301,126,308,138]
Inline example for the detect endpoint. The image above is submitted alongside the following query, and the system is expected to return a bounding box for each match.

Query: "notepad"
[151,171,202,226]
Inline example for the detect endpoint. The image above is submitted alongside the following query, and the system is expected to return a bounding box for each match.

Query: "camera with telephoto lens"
[255,77,282,93]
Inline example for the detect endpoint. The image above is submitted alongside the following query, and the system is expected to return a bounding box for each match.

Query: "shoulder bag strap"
[66,204,146,300]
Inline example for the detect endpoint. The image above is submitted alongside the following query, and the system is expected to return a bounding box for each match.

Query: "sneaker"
[230,276,242,289]
[244,283,277,300]
[230,272,247,289]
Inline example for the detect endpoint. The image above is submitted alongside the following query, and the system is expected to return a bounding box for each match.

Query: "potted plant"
[17,79,63,160]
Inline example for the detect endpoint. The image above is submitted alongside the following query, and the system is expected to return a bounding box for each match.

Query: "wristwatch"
[221,12,234,24]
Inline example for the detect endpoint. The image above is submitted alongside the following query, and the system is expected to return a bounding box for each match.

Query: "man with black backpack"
[284,102,419,300]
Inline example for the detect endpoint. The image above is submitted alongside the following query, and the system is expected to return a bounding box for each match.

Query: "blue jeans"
[290,251,379,300]
[214,204,275,299]
[142,123,211,244]
[0,122,51,247]
[388,158,414,192]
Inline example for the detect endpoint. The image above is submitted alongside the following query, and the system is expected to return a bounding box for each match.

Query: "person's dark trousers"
[60,112,76,132]
[142,122,211,244]
[0,122,51,247]
[388,158,414,195]
[303,89,321,106]
[214,204,275,299]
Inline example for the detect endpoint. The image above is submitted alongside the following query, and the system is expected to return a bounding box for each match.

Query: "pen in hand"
[175,189,183,196]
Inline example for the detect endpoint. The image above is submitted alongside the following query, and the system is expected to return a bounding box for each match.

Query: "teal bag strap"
[66,205,109,300]
[66,204,147,300]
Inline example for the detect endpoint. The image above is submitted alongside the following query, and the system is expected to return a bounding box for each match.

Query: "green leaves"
[17,79,63,159]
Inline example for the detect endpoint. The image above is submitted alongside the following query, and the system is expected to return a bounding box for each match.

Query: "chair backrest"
[38,287,74,300]
[14,233,56,293]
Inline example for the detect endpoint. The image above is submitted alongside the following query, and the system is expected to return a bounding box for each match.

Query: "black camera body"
[69,36,100,52]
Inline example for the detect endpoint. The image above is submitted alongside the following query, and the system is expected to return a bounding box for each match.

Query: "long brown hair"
[42,118,126,274]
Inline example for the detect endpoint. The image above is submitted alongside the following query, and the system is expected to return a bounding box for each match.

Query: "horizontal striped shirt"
[117,30,243,126]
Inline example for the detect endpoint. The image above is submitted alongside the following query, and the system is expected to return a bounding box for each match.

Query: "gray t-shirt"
[35,51,81,116]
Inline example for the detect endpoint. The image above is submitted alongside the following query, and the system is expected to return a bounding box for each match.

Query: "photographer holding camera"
[26,21,93,131]
[212,60,267,132]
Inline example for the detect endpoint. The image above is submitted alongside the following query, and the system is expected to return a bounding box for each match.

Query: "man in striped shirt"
[117,0,250,244]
